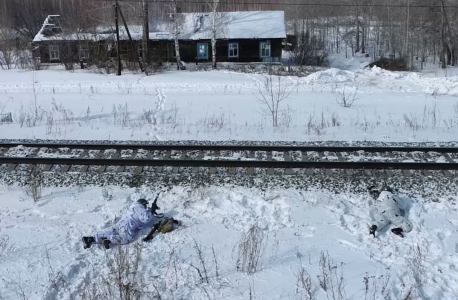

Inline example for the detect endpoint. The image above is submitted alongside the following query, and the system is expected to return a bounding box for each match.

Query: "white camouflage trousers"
[373,207,413,233]
[94,220,137,245]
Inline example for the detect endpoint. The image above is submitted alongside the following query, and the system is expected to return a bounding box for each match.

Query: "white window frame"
[197,43,209,60]
[260,42,271,58]
[228,42,239,58]
[49,45,60,60]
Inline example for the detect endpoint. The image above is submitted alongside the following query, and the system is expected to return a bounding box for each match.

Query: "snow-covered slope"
[1,185,457,299]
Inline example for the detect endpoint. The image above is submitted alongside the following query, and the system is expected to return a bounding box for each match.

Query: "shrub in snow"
[101,187,114,201]
[236,223,267,275]
[317,251,347,300]
[0,235,14,259]
[335,86,358,108]
[79,243,157,300]
[24,167,43,202]
[254,73,297,127]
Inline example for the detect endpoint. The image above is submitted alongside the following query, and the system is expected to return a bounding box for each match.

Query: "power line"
[89,0,458,9]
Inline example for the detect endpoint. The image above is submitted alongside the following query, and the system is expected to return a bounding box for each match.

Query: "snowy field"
[1,54,458,299]
[1,185,458,300]
[0,55,458,143]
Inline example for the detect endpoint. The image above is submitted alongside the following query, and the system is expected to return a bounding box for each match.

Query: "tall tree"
[207,0,223,69]
[169,0,184,70]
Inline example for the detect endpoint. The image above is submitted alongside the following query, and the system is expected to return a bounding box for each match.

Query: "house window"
[228,43,239,58]
[79,45,89,60]
[260,41,271,58]
[197,43,208,60]
[49,45,59,60]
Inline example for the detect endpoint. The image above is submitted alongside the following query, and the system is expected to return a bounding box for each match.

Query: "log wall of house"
[34,38,283,65]
[33,41,112,64]
[178,39,283,63]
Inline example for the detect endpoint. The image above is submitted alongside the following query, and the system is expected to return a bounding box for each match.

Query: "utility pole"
[406,0,410,70]
[142,0,149,70]
[118,3,146,73]
[115,0,121,75]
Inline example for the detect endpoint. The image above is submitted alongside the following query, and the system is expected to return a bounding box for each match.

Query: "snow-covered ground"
[1,185,457,300]
[1,54,458,299]
[0,56,458,143]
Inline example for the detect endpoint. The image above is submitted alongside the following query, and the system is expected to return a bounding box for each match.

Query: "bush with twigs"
[236,223,267,275]
[317,251,347,300]
[79,243,159,300]
[24,167,43,202]
[254,72,297,127]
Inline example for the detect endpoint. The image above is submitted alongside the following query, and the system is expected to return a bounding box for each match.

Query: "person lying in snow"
[82,197,161,249]
[368,182,413,238]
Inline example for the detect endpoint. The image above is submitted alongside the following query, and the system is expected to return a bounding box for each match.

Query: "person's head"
[368,181,393,200]
[137,198,149,209]
[368,186,381,200]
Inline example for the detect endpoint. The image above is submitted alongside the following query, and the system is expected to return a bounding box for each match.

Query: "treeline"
[0,0,457,68]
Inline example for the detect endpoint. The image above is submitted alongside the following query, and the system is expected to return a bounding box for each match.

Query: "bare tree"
[169,0,184,70]
[207,0,221,69]
[0,27,15,70]
[254,73,297,127]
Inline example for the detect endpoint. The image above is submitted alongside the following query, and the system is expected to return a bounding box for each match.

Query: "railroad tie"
[266,151,274,175]
[442,154,455,176]
[7,164,17,172]
[60,164,71,172]
[96,149,109,172]
[336,152,353,176]
[192,151,204,173]
[426,152,454,177]
[283,151,293,175]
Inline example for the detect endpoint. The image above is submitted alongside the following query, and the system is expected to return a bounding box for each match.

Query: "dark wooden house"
[166,11,286,63]
[32,11,286,66]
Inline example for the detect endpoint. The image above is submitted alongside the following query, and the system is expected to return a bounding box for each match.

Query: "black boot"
[391,228,404,238]
[369,225,377,237]
[82,236,95,249]
[102,238,111,249]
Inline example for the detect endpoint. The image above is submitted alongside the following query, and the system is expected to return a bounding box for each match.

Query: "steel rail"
[0,157,457,170]
[1,143,458,153]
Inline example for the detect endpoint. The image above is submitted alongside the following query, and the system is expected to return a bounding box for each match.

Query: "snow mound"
[130,187,293,232]
[305,68,355,84]
[368,65,403,79]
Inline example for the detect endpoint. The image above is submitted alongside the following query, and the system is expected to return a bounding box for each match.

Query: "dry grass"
[335,86,358,108]
[317,251,347,300]
[296,266,315,300]
[236,223,267,275]
[24,167,43,202]
[79,243,157,300]
[0,235,14,259]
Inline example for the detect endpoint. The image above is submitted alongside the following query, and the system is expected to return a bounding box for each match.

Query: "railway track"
[0,143,457,176]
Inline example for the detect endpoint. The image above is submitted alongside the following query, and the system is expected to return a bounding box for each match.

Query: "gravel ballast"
[1,139,457,200]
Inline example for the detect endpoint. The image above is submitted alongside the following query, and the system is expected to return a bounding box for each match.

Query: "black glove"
[369,225,377,237]
[142,236,152,242]
[391,228,404,238]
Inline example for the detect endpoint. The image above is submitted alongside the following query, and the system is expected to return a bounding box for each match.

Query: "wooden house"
[32,11,286,66]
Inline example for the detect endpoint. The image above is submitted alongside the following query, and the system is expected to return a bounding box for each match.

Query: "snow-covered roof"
[172,11,286,40]
[33,11,286,43]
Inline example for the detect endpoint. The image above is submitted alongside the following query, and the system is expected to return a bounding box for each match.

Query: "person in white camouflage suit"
[368,182,413,238]
[82,198,156,249]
